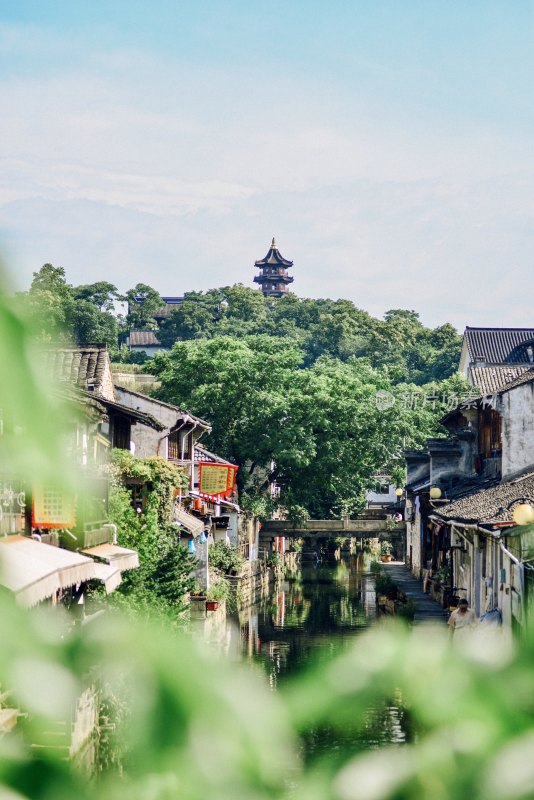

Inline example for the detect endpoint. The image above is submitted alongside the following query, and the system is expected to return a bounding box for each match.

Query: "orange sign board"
[32,486,76,529]
[198,463,237,501]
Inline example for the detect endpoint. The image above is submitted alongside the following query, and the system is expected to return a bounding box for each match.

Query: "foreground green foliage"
[0,598,532,800]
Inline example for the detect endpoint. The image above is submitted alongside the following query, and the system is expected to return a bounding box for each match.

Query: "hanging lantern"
[187,539,196,554]
[512,503,534,526]
[429,487,442,500]
[199,531,207,544]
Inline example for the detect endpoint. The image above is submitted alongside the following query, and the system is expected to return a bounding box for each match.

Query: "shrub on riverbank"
[374,573,397,598]
[209,541,245,575]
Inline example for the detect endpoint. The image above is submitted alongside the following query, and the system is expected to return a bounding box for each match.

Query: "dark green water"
[238,555,376,684]
[237,554,410,758]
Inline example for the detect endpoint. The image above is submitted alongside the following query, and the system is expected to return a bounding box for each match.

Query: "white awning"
[174,505,205,537]
[92,562,122,594]
[81,543,139,571]
[0,536,96,608]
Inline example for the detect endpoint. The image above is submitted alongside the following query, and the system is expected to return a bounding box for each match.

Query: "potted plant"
[380,541,394,562]
[206,580,230,611]
[189,584,206,601]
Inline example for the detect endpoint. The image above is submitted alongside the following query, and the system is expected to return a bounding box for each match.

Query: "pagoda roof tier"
[254,275,294,285]
[254,238,293,268]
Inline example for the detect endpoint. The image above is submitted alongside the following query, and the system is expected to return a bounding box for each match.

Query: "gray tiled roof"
[434,472,534,525]
[153,298,183,319]
[471,366,532,395]
[43,345,109,391]
[129,330,161,347]
[131,296,183,320]
[465,327,534,364]
[194,444,235,465]
[494,368,534,394]
[454,367,534,409]
[114,385,212,430]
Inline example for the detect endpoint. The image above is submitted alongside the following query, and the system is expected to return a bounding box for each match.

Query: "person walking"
[448,598,476,640]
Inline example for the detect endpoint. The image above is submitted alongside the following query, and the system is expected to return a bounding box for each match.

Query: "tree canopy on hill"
[157,285,461,384]
[20,266,461,383]
[17,264,121,351]
[19,265,466,517]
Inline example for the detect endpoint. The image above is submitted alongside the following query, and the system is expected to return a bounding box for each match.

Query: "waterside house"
[0,346,170,610]
[405,365,534,631]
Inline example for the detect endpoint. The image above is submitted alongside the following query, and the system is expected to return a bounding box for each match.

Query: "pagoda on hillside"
[253,238,294,298]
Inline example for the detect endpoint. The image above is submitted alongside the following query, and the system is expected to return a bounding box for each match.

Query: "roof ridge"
[114,384,211,428]
[465,326,534,332]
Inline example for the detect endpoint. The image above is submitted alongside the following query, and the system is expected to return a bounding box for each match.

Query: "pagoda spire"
[253,238,294,299]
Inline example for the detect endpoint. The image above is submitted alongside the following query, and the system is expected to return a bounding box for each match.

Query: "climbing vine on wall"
[107,450,195,621]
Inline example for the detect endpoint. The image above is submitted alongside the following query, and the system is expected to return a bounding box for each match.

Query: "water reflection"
[238,555,377,685]
[236,553,410,755]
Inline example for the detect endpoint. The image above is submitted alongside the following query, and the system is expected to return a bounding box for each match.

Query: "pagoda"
[253,238,294,298]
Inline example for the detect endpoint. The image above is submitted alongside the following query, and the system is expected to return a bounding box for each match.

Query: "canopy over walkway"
[260,515,405,539]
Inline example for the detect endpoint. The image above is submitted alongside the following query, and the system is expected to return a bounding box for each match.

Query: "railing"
[70,523,116,550]
[260,516,406,537]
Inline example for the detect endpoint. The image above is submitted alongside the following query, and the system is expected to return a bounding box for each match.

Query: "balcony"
[64,522,115,551]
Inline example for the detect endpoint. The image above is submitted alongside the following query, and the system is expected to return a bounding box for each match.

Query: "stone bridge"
[260,515,405,540]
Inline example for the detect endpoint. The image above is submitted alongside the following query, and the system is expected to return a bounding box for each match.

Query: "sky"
[1,0,533,330]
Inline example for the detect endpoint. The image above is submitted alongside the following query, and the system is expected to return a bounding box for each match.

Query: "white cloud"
[1,22,533,332]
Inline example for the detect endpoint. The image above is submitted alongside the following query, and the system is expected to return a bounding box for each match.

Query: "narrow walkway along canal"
[234,553,413,757]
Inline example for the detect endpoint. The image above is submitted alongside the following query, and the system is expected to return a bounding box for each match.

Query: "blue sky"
[1,1,533,328]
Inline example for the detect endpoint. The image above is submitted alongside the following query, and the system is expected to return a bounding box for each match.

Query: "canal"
[235,553,411,760]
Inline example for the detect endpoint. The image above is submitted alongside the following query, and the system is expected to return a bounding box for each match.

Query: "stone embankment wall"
[228,560,273,610]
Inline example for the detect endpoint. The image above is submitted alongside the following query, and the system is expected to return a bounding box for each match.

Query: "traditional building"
[459,327,534,394]
[404,369,534,629]
[253,238,294,298]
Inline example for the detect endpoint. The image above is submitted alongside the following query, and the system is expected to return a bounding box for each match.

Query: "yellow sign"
[199,464,231,496]
[33,486,76,529]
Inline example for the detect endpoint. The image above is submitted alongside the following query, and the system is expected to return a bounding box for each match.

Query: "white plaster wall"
[501,382,534,479]
[458,338,470,379]
[405,498,422,577]
[101,359,116,401]
[115,387,178,458]
[366,484,398,505]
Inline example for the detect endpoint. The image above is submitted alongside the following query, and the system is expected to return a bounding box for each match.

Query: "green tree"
[123,283,163,331]
[70,299,118,350]
[153,335,308,500]
[152,337,445,519]
[24,263,75,341]
[21,266,120,349]
[108,451,194,620]
[158,291,221,344]
[73,281,119,312]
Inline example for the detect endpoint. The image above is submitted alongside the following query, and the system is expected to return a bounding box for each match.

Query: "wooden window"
[168,430,192,461]
[112,416,131,450]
